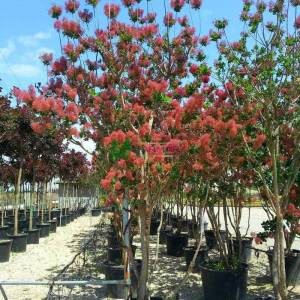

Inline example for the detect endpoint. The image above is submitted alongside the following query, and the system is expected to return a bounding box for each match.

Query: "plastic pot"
[200,263,248,300]
[177,219,189,232]
[0,226,9,239]
[48,219,57,233]
[102,261,126,299]
[107,231,121,249]
[70,212,75,222]
[107,245,137,264]
[267,249,300,286]
[58,215,67,227]
[204,230,226,250]
[91,208,101,217]
[0,239,12,262]
[8,233,28,252]
[150,218,160,235]
[229,238,253,263]
[51,209,60,220]
[79,207,86,215]
[65,214,71,224]
[107,247,122,264]
[166,233,188,257]
[159,227,172,244]
[19,219,27,232]
[184,246,208,272]
[25,228,40,244]
[37,223,50,238]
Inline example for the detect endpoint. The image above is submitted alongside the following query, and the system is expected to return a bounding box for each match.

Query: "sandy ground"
[0,214,101,300]
[0,209,299,300]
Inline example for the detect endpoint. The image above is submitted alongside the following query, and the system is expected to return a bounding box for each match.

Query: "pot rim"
[0,239,12,244]
[25,228,41,233]
[166,232,188,238]
[7,233,28,238]
[199,262,249,274]
[184,245,208,251]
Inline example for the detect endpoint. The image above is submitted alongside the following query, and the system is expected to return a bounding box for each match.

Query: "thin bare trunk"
[138,206,149,300]
[14,166,23,236]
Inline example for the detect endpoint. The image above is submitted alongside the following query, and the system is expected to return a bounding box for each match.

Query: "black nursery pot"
[150,218,160,235]
[69,212,75,221]
[37,223,50,238]
[102,261,127,299]
[0,226,9,239]
[267,249,300,286]
[159,227,172,244]
[166,233,188,257]
[107,247,122,264]
[177,219,189,232]
[107,245,137,264]
[91,208,101,217]
[25,228,40,244]
[229,238,253,263]
[48,219,57,233]
[51,209,60,220]
[0,239,12,262]
[200,263,249,300]
[204,229,226,250]
[8,233,28,253]
[58,215,67,227]
[184,246,208,272]
[65,214,71,224]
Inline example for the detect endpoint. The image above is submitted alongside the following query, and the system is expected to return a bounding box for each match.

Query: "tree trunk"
[272,213,288,300]
[14,166,23,236]
[138,206,149,300]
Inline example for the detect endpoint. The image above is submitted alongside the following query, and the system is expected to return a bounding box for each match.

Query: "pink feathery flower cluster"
[170,0,185,12]
[190,0,202,9]
[49,5,62,19]
[55,18,83,38]
[104,3,121,18]
[39,53,53,66]
[65,0,80,13]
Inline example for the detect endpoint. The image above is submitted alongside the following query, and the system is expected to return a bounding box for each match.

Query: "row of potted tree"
[0,94,92,261]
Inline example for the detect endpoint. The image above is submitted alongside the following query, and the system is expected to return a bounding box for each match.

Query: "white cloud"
[0,41,15,59]
[18,30,52,47]
[35,47,54,56]
[5,64,42,78]
[22,47,54,62]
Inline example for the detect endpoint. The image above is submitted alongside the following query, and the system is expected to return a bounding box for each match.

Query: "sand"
[0,214,101,300]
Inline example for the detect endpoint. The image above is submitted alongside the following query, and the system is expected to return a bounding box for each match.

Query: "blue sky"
[0,0,244,94]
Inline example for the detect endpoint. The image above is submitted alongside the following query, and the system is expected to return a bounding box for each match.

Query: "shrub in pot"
[256,215,300,286]
[210,1,300,298]
[200,261,248,300]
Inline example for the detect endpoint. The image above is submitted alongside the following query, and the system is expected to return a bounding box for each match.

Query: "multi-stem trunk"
[270,139,288,300]
[138,205,149,300]
[14,166,23,236]
[272,207,288,300]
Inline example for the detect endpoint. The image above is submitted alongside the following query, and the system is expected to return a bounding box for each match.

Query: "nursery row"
[0,206,87,262]
[94,205,300,300]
